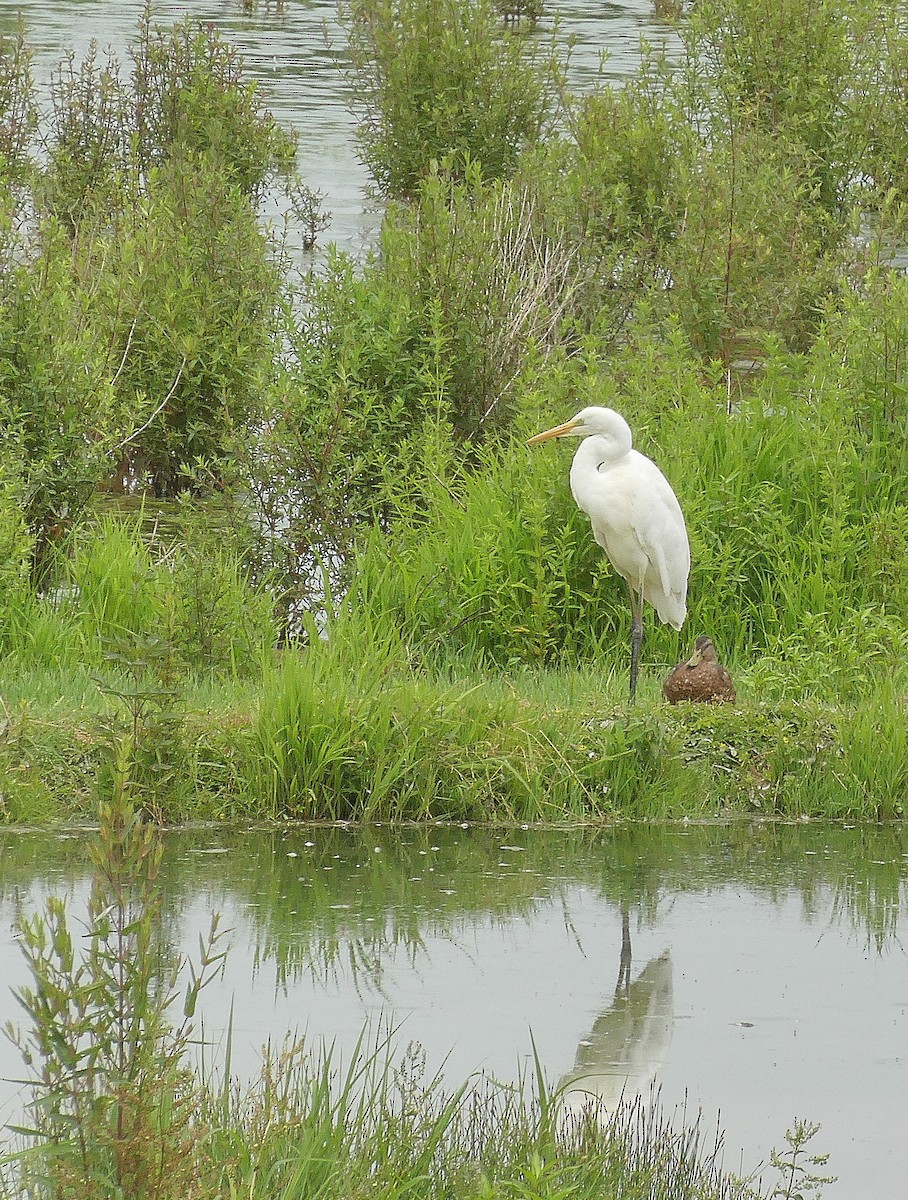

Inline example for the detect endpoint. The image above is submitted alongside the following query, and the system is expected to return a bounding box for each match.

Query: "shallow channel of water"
[1,822,906,1195]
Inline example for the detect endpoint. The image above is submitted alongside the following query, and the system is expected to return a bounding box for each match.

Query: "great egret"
[662,635,736,705]
[528,406,690,700]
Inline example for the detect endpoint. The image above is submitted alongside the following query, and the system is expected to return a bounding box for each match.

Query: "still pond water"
[1,821,907,1196]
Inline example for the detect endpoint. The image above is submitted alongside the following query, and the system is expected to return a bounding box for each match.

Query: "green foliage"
[681,0,856,215]
[666,124,842,361]
[248,643,704,823]
[40,9,297,227]
[199,1048,762,1200]
[768,1119,836,1198]
[0,22,36,197]
[858,7,908,202]
[514,75,691,346]
[0,222,127,584]
[1,515,275,679]
[94,636,191,823]
[6,762,225,1199]
[341,0,565,199]
[341,428,602,668]
[379,166,577,436]
[28,11,299,498]
[104,157,283,496]
[130,7,297,201]
[40,42,131,233]
[0,454,33,631]
[231,251,450,626]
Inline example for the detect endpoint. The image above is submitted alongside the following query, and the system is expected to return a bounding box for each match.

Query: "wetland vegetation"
[1,0,907,824]
[1,0,907,1192]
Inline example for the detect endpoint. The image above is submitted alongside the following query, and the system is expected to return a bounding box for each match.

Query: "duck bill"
[686,647,704,667]
[527,419,580,446]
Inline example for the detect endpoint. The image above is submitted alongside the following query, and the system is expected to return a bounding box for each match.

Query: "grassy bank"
[1,639,904,825]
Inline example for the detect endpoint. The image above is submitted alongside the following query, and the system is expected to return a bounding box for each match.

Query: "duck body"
[662,635,736,704]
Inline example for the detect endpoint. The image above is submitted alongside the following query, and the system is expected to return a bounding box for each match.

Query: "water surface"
[0,0,682,252]
[1,822,905,1196]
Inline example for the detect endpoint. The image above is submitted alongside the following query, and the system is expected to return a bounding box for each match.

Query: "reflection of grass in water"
[1,822,904,986]
[831,849,905,954]
[133,822,908,989]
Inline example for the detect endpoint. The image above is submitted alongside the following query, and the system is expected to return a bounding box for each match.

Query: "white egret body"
[528,406,690,699]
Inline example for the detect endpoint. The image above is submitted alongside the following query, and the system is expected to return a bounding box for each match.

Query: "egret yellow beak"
[527,419,580,445]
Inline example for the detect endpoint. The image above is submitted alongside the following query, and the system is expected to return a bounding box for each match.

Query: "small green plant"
[0,22,37,197]
[768,1120,836,1199]
[5,749,226,1199]
[94,634,188,823]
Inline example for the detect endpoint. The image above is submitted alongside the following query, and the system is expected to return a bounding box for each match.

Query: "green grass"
[0,637,904,824]
[190,1037,766,1200]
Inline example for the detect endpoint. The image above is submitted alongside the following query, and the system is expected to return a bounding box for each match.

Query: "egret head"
[528,406,632,453]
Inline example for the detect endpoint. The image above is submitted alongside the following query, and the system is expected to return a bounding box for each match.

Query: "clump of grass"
[770,684,908,820]
[1,514,275,679]
[197,1037,765,1200]
[247,641,707,823]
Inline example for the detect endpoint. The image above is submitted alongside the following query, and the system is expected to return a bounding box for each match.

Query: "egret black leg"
[628,583,644,701]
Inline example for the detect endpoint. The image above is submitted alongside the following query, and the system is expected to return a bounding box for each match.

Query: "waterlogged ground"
[0,0,683,253]
[0,822,906,1195]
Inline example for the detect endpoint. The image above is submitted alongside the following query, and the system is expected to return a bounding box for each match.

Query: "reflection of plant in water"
[1,822,905,994]
[154,822,908,994]
[829,831,907,954]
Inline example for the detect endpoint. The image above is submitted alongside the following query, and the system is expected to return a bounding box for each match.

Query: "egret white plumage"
[528,406,690,700]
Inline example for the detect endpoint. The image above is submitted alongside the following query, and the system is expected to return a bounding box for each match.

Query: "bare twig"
[114,359,186,452]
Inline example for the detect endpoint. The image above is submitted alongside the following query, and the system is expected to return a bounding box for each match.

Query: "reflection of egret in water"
[558,904,674,1125]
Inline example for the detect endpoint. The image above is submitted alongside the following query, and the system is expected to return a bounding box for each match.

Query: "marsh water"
[0,0,683,256]
[1,821,907,1196]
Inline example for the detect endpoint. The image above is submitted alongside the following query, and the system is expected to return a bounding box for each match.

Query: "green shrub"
[103,156,283,496]
[40,40,131,233]
[666,123,842,361]
[514,74,692,346]
[33,12,299,496]
[379,166,578,436]
[342,0,565,199]
[130,8,297,201]
[0,453,33,640]
[681,0,857,215]
[0,21,36,197]
[0,221,127,585]
[40,10,297,228]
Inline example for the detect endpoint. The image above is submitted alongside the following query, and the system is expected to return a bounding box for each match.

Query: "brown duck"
[662,635,736,705]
